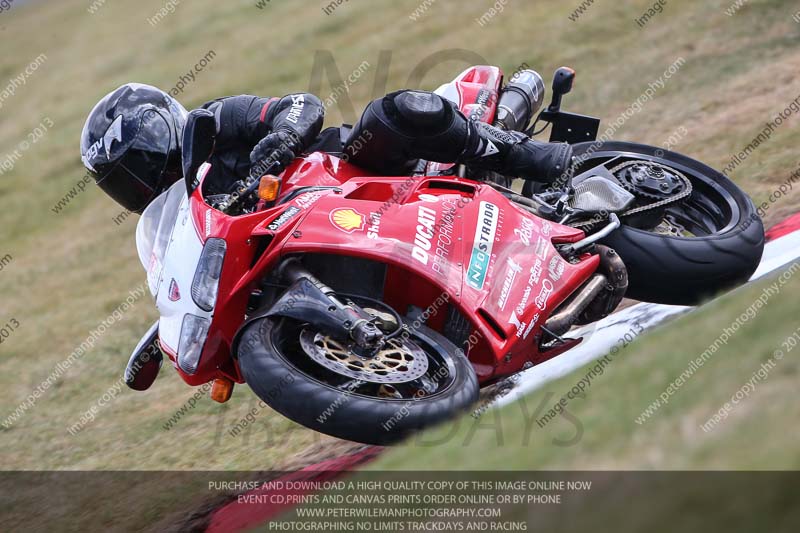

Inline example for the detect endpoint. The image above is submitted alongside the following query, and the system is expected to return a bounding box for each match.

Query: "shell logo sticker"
[329,208,366,233]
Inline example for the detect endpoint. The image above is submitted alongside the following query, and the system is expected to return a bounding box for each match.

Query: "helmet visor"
[94,109,173,213]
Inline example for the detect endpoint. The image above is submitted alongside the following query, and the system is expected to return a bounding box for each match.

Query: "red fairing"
[428,65,502,175]
[173,151,599,386]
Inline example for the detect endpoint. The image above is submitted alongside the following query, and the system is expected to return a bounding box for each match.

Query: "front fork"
[264,258,385,350]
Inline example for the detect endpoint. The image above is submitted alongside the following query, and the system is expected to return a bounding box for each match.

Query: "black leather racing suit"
[197,90,572,194]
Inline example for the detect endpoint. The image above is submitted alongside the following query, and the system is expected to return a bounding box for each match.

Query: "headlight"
[191,238,226,311]
[178,314,209,374]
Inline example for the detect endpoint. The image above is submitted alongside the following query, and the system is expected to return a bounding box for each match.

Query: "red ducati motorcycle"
[126,66,764,444]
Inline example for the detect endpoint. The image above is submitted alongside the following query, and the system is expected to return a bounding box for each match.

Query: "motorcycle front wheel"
[237,316,478,445]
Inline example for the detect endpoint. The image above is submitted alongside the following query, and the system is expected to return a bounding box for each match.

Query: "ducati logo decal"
[168,279,181,301]
[418,193,439,203]
[330,207,366,233]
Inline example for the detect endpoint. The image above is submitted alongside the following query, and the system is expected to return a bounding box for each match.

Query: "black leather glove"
[249,128,302,178]
[461,121,573,183]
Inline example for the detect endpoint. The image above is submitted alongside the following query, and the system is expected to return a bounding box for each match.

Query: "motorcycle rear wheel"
[237,317,478,445]
[571,141,765,305]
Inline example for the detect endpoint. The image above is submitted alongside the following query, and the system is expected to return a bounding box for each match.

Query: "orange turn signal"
[210,378,234,403]
[258,175,281,201]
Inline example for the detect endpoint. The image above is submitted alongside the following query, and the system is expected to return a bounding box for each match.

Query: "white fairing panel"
[153,195,210,354]
[434,81,460,106]
[136,180,186,296]
[434,66,476,106]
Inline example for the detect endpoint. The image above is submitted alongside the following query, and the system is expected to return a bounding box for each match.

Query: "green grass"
[372,265,800,471]
[0,0,798,529]
[0,0,798,476]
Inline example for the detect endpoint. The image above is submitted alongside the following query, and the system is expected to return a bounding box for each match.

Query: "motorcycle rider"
[80,82,573,213]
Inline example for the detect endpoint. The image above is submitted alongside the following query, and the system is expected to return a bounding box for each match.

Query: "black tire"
[237,318,478,445]
[571,141,765,306]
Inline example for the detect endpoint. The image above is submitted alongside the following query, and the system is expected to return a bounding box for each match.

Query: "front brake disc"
[299,329,429,384]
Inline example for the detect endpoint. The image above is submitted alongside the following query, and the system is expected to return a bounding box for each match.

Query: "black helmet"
[80,83,187,213]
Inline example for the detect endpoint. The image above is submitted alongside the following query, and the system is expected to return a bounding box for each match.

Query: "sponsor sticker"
[529,258,543,286]
[267,206,301,232]
[548,256,565,281]
[204,209,212,237]
[497,258,523,310]
[411,205,439,265]
[366,212,382,240]
[329,207,366,234]
[534,236,549,260]
[466,202,499,289]
[510,310,539,339]
[514,217,534,246]
[294,191,324,209]
[535,278,554,310]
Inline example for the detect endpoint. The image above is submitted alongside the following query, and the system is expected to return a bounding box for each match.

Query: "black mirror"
[124,321,163,391]
[182,108,217,194]
[547,66,576,113]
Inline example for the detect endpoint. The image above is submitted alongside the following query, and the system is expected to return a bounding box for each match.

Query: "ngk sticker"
[466,202,499,289]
